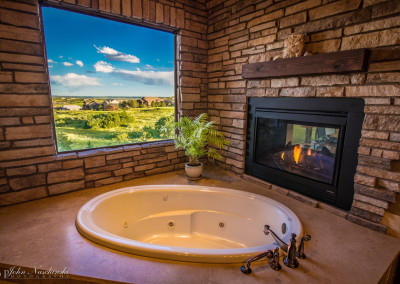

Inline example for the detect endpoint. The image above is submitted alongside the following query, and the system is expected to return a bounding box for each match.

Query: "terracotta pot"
[185,162,203,179]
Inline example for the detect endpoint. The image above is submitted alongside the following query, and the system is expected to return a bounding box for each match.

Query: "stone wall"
[0,0,208,205]
[206,0,400,235]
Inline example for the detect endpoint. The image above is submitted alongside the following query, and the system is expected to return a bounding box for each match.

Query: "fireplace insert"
[246,98,364,210]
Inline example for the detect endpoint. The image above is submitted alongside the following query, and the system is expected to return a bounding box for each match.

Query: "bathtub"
[76,185,302,263]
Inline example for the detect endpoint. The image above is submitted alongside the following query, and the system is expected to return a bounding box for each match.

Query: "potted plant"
[171,113,230,180]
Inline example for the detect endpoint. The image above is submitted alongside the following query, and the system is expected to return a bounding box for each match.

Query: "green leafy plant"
[57,132,73,151]
[115,132,129,141]
[86,141,94,149]
[171,113,230,166]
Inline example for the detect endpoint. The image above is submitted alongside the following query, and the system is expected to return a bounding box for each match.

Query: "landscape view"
[43,8,175,151]
[53,96,175,151]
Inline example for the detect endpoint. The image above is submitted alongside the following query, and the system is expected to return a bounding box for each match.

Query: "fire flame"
[293,145,301,164]
[281,152,285,160]
[307,148,311,156]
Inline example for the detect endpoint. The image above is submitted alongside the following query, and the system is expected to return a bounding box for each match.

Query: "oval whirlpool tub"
[76,185,302,263]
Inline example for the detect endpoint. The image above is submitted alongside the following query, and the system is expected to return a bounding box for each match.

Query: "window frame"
[39,2,179,154]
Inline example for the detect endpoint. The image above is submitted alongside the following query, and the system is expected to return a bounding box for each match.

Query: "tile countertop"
[0,166,399,284]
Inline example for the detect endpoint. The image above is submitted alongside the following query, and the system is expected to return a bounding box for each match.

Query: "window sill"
[55,139,175,160]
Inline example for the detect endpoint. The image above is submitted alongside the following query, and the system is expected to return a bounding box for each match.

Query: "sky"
[42,7,175,98]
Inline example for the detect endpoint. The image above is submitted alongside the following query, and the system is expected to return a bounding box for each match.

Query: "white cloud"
[48,59,57,64]
[49,65,53,68]
[62,62,73,67]
[51,73,101,88]
[94,61,115,73]
[93,58,172,86]
[94,45,140,63]
[156,59,160,61]
[59,55,63,58]
[115,68,174,85]
[111,83,123,86]
[76,60,84,67]
[144,64,154,69]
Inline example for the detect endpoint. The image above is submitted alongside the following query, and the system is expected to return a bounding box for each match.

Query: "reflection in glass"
[255,118,339,184]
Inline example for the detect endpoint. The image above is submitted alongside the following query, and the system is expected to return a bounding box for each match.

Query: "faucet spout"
[263,225,288,253]
[240,250,273,274]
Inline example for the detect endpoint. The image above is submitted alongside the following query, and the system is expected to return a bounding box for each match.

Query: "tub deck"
[0,165,399,283]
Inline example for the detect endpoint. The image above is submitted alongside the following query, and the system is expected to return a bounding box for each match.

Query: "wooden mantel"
[242,49,369,79]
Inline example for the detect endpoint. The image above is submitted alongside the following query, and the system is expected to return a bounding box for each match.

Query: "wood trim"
[41,0,180,34]
[242,49,369,79]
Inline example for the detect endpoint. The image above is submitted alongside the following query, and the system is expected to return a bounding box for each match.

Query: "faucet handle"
[296,235,311,259]
[269,247,282,271]
[283,233,299,268]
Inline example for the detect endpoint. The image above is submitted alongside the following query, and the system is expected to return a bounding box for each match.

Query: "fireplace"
[246,98,364,210]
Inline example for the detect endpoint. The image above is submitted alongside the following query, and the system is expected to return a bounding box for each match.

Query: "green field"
[54,103,175,152]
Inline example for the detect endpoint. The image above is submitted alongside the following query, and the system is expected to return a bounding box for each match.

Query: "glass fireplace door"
[255,118,341,184]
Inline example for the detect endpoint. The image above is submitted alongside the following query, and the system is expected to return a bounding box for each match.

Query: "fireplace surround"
[246,98,364,210]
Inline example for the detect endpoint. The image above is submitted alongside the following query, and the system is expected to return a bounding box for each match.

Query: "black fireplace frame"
[246,98,364,210]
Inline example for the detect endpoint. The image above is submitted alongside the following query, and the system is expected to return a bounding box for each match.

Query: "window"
[42,7,175,152]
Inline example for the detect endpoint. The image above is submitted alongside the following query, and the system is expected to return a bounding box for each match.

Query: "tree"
[57,133,73,151]
[158,115,175,138]
[115,132,128,141]
[127,100,138,108]
[86,112,134,129]
[151,101,156,108]
[120,101,127,108]
[141,115,175,140]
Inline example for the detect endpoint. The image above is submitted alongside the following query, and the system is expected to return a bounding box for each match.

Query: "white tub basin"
[76,185,302,263]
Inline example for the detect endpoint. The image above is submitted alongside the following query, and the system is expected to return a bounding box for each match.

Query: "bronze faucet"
[264,225,299,268]
[264,225,311,269]
[241,225,311,274]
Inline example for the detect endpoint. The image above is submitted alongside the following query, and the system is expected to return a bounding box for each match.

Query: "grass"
[55,107,174,151]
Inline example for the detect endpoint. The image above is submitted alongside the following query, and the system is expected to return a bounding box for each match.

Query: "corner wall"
[0,0,207,205]
[206,0,400,235]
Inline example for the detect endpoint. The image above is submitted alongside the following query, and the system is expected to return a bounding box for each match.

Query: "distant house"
[141,97,163,106]
[106,99,120,104]
[83,101,100,110]
[57,104,81,111]
[164,99,174,106]
[102,99,120,109]
[104,104,118,111]
[136,99,146,106]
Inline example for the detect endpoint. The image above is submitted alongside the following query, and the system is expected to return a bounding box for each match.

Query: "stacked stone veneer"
[206,0,400,235]
[0,0,208,205]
